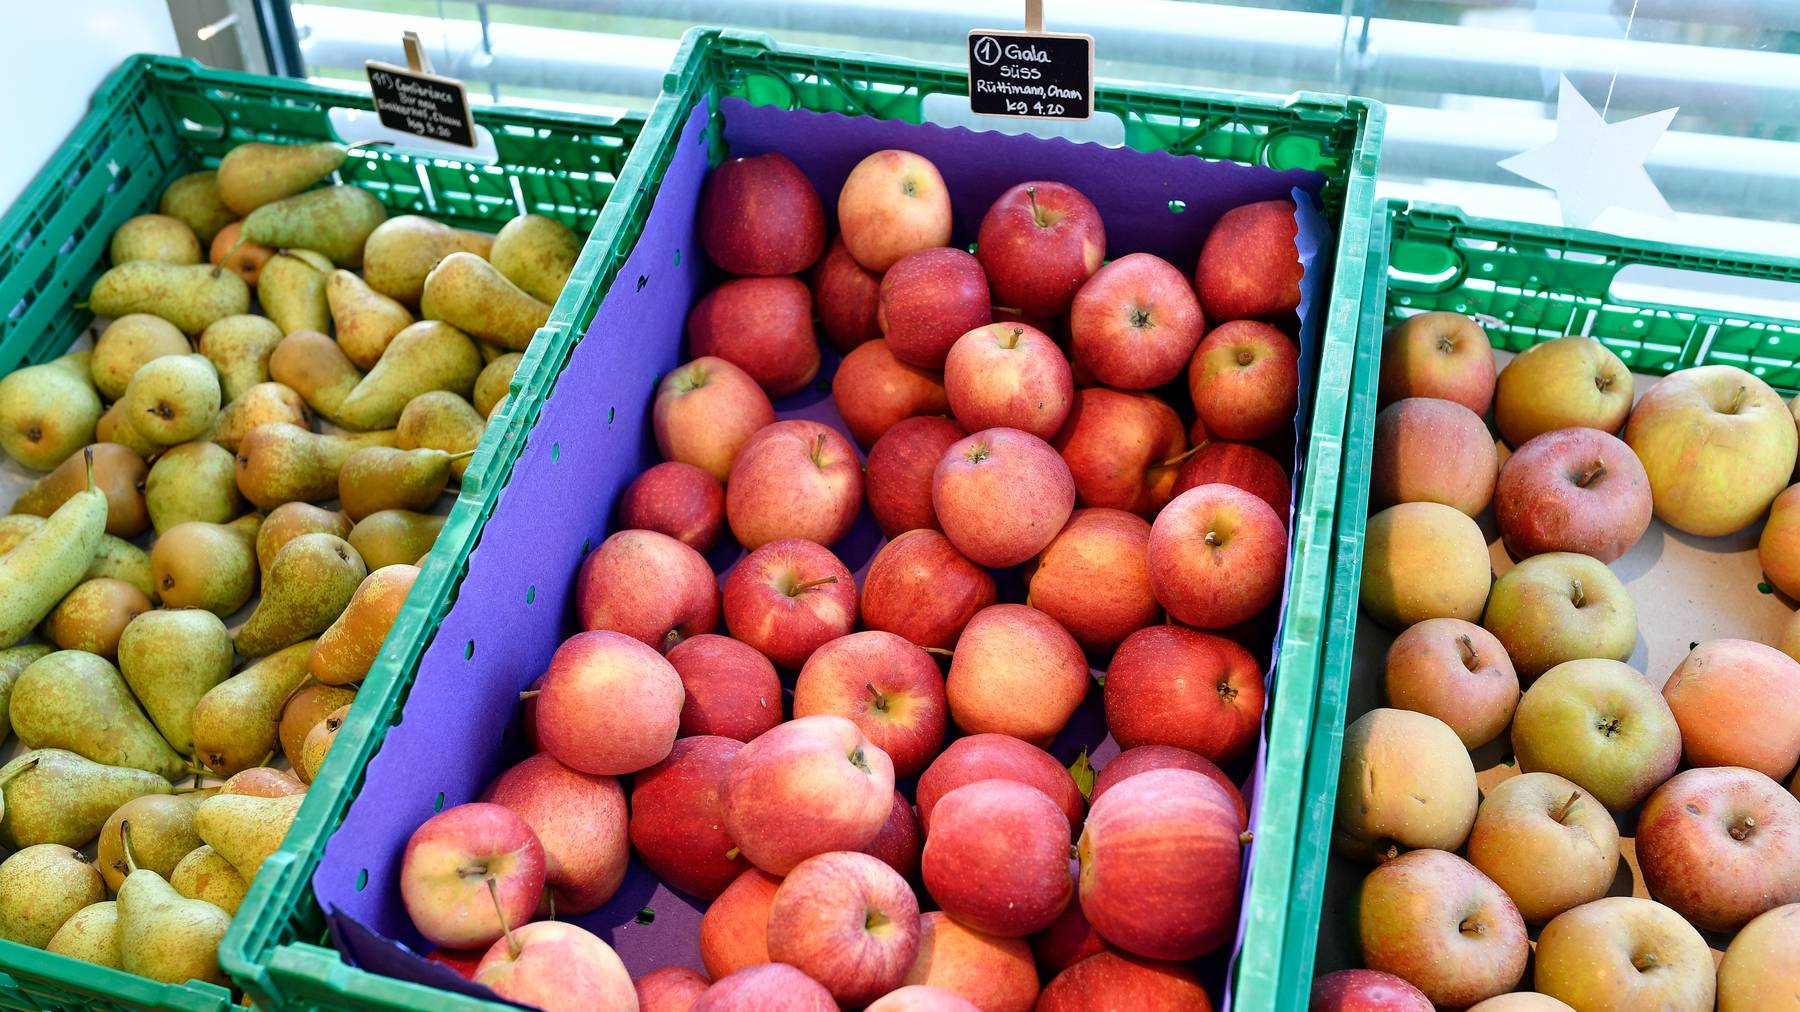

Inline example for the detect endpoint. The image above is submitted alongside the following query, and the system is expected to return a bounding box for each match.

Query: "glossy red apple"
[900,910,1039,1012]
[812,234,883,353]
[722,538,857,670]
[400,802,547,950]
[976,180,1105,318]
[1104,625,1265,763]
[766,851,922,1006]
[629,735,752,901]
[687,276,820,399]
[1051,387,1186,517]
[536,630,685,775]
[793,631,946,778]
[1195,199,1302,323]
[482,753,627,915]
[879,248,993,369]
[1494,427,1653,563]
[1037,951,1213,1012]
[864,789,922,879]
[721,715,896,874]
[866,416,968,538]
[1173,441,1290,520]
[859,529,996,650]
[943,322,1073,440]
[1149,483,1286,628]
[665,634,784,742]
[947,603,1089,747]
[1357,849,1528,1007]
[831,339,950,449]
[698,151,826,276]
[1091,745,1247,832]
[838,149,953,272]
[1308,969,1432,1011]
[726,419,863,550]
[653,356,778,482]
[575,528,719,651]
[620,461,726,554]
[922,779,1074,936]
[916,732,1085,836]
[932,427,1075,568]
[1025,508,1158,653]
[1069,253,1204,390]
[1188,320,1298,442]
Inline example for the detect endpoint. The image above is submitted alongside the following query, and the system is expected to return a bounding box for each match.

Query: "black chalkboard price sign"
[364,33,476,148]
[966,30,1094,121]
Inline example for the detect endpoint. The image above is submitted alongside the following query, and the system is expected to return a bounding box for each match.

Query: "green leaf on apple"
[1069,749,1095,800]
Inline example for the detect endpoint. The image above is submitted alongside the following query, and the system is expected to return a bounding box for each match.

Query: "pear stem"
[83,445,95,492]
[0,757,39,791]
[120,820,140,875]
[486,876,521,960]
[447,449,478,461]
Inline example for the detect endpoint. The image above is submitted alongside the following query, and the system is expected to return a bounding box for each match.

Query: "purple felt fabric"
[316,95,1332,1010]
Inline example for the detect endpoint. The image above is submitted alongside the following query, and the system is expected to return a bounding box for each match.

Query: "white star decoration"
[1499,75,1678,228]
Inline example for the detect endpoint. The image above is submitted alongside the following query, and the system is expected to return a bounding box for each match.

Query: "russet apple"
[1511,658,1681,811]
[1334,708,1478,862]
[932,427,1075,568]
[482,753,627,915]
[1173,441,1290,519]
[1636,765,1800,932]
[866,416,967,537]
[699,867,782,980]
[1494,335,1633,446]
[576,529,719,651]
[860,529,995,650]
[725,419,863,550]
[474,920,635,1012]
[838,149,953,271]
[1358,849,1528,1007]
[831,339,950,449]
[1029,894,1108,976]
[868,985,981,1012]
[1025,508,1157,653]
[399,802,546,950]
[1307,969,1432,1012]
[864,789,921,879]
[621,461,726,553]
[921,779,1073,937]
[1625,364,1797,536]
[689,962,837,1012]
[1104,626,1264,763]
[1716,903,1800,1012]
[1194,199,1301,323]
[1091,745,1246,831]
[1465,772,1619,924]
[766,851,921,1006]
[915,732,1084,836]
[946,603,1088,747]
[1188,320,1299,442]
[1037,951,1212,1012]
[698,151,825,276]
[654,356,778,481]
[899,910,1038,1012]
[1370,397,1497,516]
[665,634,784,742]
[1761,484,1800,598]
[1051,387,1186,517]
[1383,618,1519,749]
[635,966,710,1012]
[1359,502,1491,629]
[1378,312,1497,416]
[812,233,882,353]
[1494,427,1651,562]
[1483,552,1636,681]
[793,630,945,778]
[1069,253,1204,390]
[1533,897,1713,1012]
[629,735,752,901]
[943,322,1072,440]
[721,715,895,874]
[976,180,1105,317]
[1662,638,1800,780]
[687,276,821,399]
[879,248,992,369]
[722,537,856,670]
[536,630,685,775]
[1149,483,1286,628]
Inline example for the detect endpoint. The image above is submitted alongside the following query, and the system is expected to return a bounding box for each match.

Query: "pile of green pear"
[0,139,582,990]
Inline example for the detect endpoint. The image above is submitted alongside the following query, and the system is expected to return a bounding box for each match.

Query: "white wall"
[0,3,180,209]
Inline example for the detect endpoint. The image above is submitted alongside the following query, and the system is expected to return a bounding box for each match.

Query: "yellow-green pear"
[348,509,446,570]
[199,313,284,402]
[0,352,101,471]
[0,447,106,647]
[233,422,395,510]
[149,516,260,617]
[115,822,230,987]
[206,381,310,452]
[0,517,153,602]
[145,441,245,533]
[159,171,234,244]
[259,248,334,335]
[397,391,485,479]
[97,794,202,893]
[268,329,362,423]
[170,847,245,916]
[279,683,357,769]
[361,215,491,306]
[118,609,234,756]
[193,791,304,880]
[122,353,221,446]
[473,353,522,418]
[334,320,483,431]
[310,564,420,686]
[90,262,249,336]
[491,213,582,304]
[12,441,149,538]
[0,644,52,739]
[328,268,414,368]
[8,652,187,781]
[0,750,171,850]
[420,252,551,351]
[46,901,119,967]
[97,401,159,460]
[0,844,104,948]
[241,185,386,268]
[337,446,463,520]
[110,214,202,266]
[43,578,150,660]
[217,140,348,215]
[256,502,353,585]
[190,640,314,778]
[91,314,191,400]
[236,533,366,657]
[296,705,348,783]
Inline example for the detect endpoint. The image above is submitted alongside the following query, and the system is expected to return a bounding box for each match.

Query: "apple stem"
[1570,579,1585,608]
[865,682,888,712]
[1204,530,1221,547]
[487,876,521,960]
[1156,444,1203,469]
[1574,459,1607,488]
[1456,635,1479,670]
[1026,186,1048,228]
[922,646,954,659]
[1236,349,1256,367]
[1632,952,1660,972]
[1436,336,1456,354]
[1595,372,1614,392]
[810,432,828,468]
[120,820,139,876]
[1458,915,1485,937]
[663,628,687,652]
[1729,385,1747,414]
[1239,831,1255,845]
[1730,815,1757,841]
[725,847,741,862]
[791,574,839,595]
[1553,790,1581,824]
[999,326,1023,350]
[518,689,541,701]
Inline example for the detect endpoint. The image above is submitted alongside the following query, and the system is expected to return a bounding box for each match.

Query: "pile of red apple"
[392,144,1313,1011]
[1315,313,1800,1011]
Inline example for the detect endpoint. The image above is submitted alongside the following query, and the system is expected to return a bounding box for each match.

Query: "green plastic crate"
[222,26,1383,1012]
[1282,199,1800,1009]
[0,53,639,1012]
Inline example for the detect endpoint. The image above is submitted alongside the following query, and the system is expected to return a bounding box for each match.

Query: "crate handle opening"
[1610,264,1800,325]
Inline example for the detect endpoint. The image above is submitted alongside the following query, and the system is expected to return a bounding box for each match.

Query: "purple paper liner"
[316,94,1332,1010]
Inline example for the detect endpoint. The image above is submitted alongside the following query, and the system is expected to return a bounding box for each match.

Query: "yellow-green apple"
[699,867,781,979]
[1359,502,1490,628]
[1024,508,1157,653]
[576,529,719,651]
[945,603,1088,747]
[1383,618,1518,749]
[943,322,1073,440]
[399,802,546,949]
[915,733,1084,836]
[481,753,627,915]
[879,248,992,369]
[722,538,856,670]
[621,461,726,553]
[1482,552,1636,681]
[922,779,1073,936]
[698,151,824,275]
[1051,387,1186,517]
[1148,483,1286,628]
[1494,427,1651,562]
[1370,397,1497,516]
[864,790,921,879]
[536,630,685,775]
[721,715,895,874]
[1173,441,1290,519]
[867,417,967,537]
[859,530,995,649]
[635,966,709,1012]
[1465,996,1575,1012]
[1104,626,1264,763]
[831,339,949,449]
[1069,252,1204,389]
[1188,320,1300,442]
[899,910,1037,1012]
[793,631,945,777]
[1761,485,1800,598]
[690,962,837,1012]
[766,851,921,1006]
[1636,765,1800,932]
[812,234,882,353]
[687,276,820,399]
[666,634,783,742]
[1716,903,1800,1012]
[1334,709,1477,862]
[1533,897,1713,1012]
[1092,745,1246,831]
[1357,849,1527,1007]
[1494,336,1632,447]
[1511,659,1681,810]
[932,427,1075,567]
[838,149,953,271]
[1624,364,1797,535]
[869,984,982,1012]
[1465,772,1618,924]
[628,735,752,900]
[725,419,863,550]
[1663,638,1800,779]
[654,356,778,481]
[1030,892,1108,975]
[976,180,1105,318]
[1307,970,1431,1011]
[1194,198,1300,323]
[1077,768,1241,960]
[1037,951,1210,1012]
[474,920,635,1012]
[1378,312,1497,416]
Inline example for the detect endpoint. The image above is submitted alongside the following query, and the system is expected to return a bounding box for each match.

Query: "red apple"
[947,603,1088,747]
[576,529,720,651]
[1037,951,1213,1012]
[1371,397,1499,517]
[831,339,950,449]
[635,966,710,1012]
[1636,765,1800,932]
[916,733,1084,836]
[482,753,628,915]
[932,427,1075,568]
[1195,199,1301,323]
[922,779,1073,936]
[900,910,1039,1012]
[629,735,752,901]
[1091,745,1247,832]
[425,948,484,981]
[976,180,1106,318]
[1379,312,1497,416]
[665,634,784,742]
[867,417,967,538]
[1173,441,1290,520]
[1663,639,1800,780]
[621,461,727,554]
[1030,896,1110,976]
[868,985,982,1012]
[838,149,953,272]
[879,248,992,369]
[1025,508,1158,653]
[474,920,635,1012]
[1149,483,1286,628]
[864,789,922,879]
[723,538,857,670]
[1357,849,1528,1007]
[1104,626,1265,763]
[767,851,922,1006]
[1051,387,1186,518]
[943,322,1073,440]
[1308,969,1432,1012]
[726,419,864,550]
[812,234,883,353]
[699,868,782,980]
[689,962,837,1012]
[1495,427,1652,563]
[654,356,778,482]
[1069,253,1204,390]
[687,276,821,399]
[1383,618,1518,750]
[400,803,547,950]
[860,529,996,650]
[1188,320,1299,442]
[721,715,896,874]
[698,152,825,275]
[793,631,946,778]
[536,630,685,775]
